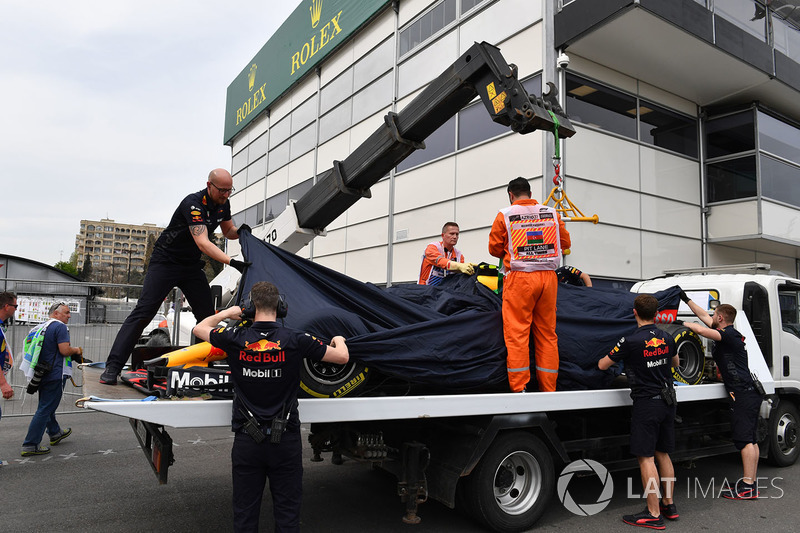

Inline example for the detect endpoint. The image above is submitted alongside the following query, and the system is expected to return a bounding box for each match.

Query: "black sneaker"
[659,501,679,520]
[99,366,120,385]
[721,482,758,500]
[50,428,72,446]
[622,510,665,530]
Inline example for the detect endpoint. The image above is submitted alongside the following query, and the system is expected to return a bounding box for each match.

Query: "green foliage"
[54,261,79,276]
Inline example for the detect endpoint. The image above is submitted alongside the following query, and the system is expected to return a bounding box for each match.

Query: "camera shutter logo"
[557,459,614,516]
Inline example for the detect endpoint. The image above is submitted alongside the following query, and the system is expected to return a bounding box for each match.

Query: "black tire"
[766,400,800,467]
[145,328,172,347]
[462,432,554,532]
[299,360,370,398]
[658,324,705,385]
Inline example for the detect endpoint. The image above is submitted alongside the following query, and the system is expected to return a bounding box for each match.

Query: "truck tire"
[766,400,799,467]
[299,360,370,398]
[462,432,554,532]
[659,324,705,385]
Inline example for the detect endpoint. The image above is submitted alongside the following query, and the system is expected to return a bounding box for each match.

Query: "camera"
[26,360,53,394]
[557,52,570,70]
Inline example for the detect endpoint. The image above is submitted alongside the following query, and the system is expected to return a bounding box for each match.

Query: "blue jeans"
[23,377,66,447]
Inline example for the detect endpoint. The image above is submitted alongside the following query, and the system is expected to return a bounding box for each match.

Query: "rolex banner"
[224,0,392,144]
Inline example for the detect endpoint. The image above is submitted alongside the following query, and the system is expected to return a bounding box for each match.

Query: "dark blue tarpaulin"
[238,232,681,393]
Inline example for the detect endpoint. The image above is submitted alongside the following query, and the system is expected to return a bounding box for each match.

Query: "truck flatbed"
[81,371,737,428]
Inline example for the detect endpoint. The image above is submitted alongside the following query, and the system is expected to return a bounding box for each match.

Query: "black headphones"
[276,294,288,319]
[243,291,288,319]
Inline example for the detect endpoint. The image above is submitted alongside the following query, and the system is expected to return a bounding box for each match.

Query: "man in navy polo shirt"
[683,296,762,500]
[193,281,349,532]
[100,169,250,384]
[599,294,680,529]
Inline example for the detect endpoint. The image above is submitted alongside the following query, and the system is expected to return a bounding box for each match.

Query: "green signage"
[224,0,391,144]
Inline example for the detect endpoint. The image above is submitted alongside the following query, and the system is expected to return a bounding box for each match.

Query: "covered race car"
[234,232,693,398]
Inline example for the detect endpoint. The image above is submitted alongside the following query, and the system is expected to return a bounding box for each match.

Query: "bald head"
[207,168,234,204]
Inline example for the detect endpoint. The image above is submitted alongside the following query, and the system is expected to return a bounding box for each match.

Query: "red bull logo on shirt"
[239,338,285,362]
[644,338,666,348]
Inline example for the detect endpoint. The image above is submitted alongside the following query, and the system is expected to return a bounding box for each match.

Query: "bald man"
[100,169,250,384]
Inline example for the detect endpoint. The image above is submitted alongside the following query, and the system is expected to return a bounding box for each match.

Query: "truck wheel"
[767,400,799,467]
[659,325,705,385]
[299,360,370,398]
[462,432,554,532]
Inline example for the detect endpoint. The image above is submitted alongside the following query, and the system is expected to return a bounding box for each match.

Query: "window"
[761,154,800,207]
[779,284,800,339]
[758,111,800,164]
[268,140,290,174]
[265,191,289,222]
[705,111,755,159]
[706,156,757,202]
[396,115,456,172]
[399,0,457,56]
[639,100,698,158]
[565,74,636,139]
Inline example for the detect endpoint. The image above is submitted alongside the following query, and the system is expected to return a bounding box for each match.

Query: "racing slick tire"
[658,324,705,385]
[299,359,370,398]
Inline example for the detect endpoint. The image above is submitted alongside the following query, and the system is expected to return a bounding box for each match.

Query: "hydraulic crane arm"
[291,40,575,233]
[201,41,576,322]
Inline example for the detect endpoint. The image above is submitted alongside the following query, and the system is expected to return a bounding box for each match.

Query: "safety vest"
[500,203,561,272]
[419,241,464,286]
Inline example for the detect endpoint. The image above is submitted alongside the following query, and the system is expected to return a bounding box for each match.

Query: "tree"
[54,260,79,276]
[79,255,93,281]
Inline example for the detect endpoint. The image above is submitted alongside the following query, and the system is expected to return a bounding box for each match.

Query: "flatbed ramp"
[80,361,732,428]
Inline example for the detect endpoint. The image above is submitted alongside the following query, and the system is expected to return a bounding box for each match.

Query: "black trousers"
[231,429,303,533]
[105,261,215,369]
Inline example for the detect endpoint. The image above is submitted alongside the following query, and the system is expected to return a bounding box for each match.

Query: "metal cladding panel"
[714,15,774,75]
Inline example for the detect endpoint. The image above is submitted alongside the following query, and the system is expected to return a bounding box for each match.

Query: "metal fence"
[1,278,174,418]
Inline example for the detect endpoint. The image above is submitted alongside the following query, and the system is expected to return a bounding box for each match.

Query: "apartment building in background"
[75,219,163,280]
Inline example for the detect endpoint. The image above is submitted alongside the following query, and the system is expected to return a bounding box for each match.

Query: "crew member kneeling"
[193,282,349,533]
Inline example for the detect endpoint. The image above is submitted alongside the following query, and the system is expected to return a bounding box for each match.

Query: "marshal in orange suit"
[488,177,570,392]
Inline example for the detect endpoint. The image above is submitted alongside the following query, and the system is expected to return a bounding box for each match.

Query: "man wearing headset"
[193,281,348,533]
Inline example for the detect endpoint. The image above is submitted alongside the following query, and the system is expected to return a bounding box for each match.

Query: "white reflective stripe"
[507,366,530,372]
[535,366,558,373]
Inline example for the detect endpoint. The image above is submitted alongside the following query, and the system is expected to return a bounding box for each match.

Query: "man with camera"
[21,302,82,457]
[192,281,349,533]
[598,294,680,529]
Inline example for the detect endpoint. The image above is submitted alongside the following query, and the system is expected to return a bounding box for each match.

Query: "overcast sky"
[0,0,299,267]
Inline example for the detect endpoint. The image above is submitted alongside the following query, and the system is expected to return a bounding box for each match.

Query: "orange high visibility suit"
[418,241,465,285]
[489,198,570,392]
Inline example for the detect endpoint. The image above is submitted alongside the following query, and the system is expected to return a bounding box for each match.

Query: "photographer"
[192,281,348,533]
[21,302,82,457]
[598,294,680,528]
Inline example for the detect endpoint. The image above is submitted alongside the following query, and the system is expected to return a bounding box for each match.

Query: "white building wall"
[224,0,755,286]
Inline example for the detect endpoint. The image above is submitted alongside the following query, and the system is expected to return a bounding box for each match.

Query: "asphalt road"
[1,410,798,532]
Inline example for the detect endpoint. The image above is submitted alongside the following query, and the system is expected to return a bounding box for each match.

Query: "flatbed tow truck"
[79,42,800,532]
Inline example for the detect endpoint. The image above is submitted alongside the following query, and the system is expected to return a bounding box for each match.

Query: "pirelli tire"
[461,432,555,532]
[658,324,705,385]
[766,400,800,467]
[299,359,370,398]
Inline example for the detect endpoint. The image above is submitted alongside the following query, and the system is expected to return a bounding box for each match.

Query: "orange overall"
[489,199,571,392]
[418,241,465,285]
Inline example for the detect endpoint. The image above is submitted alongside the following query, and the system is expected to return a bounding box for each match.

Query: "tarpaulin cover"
[238,232,682,393]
